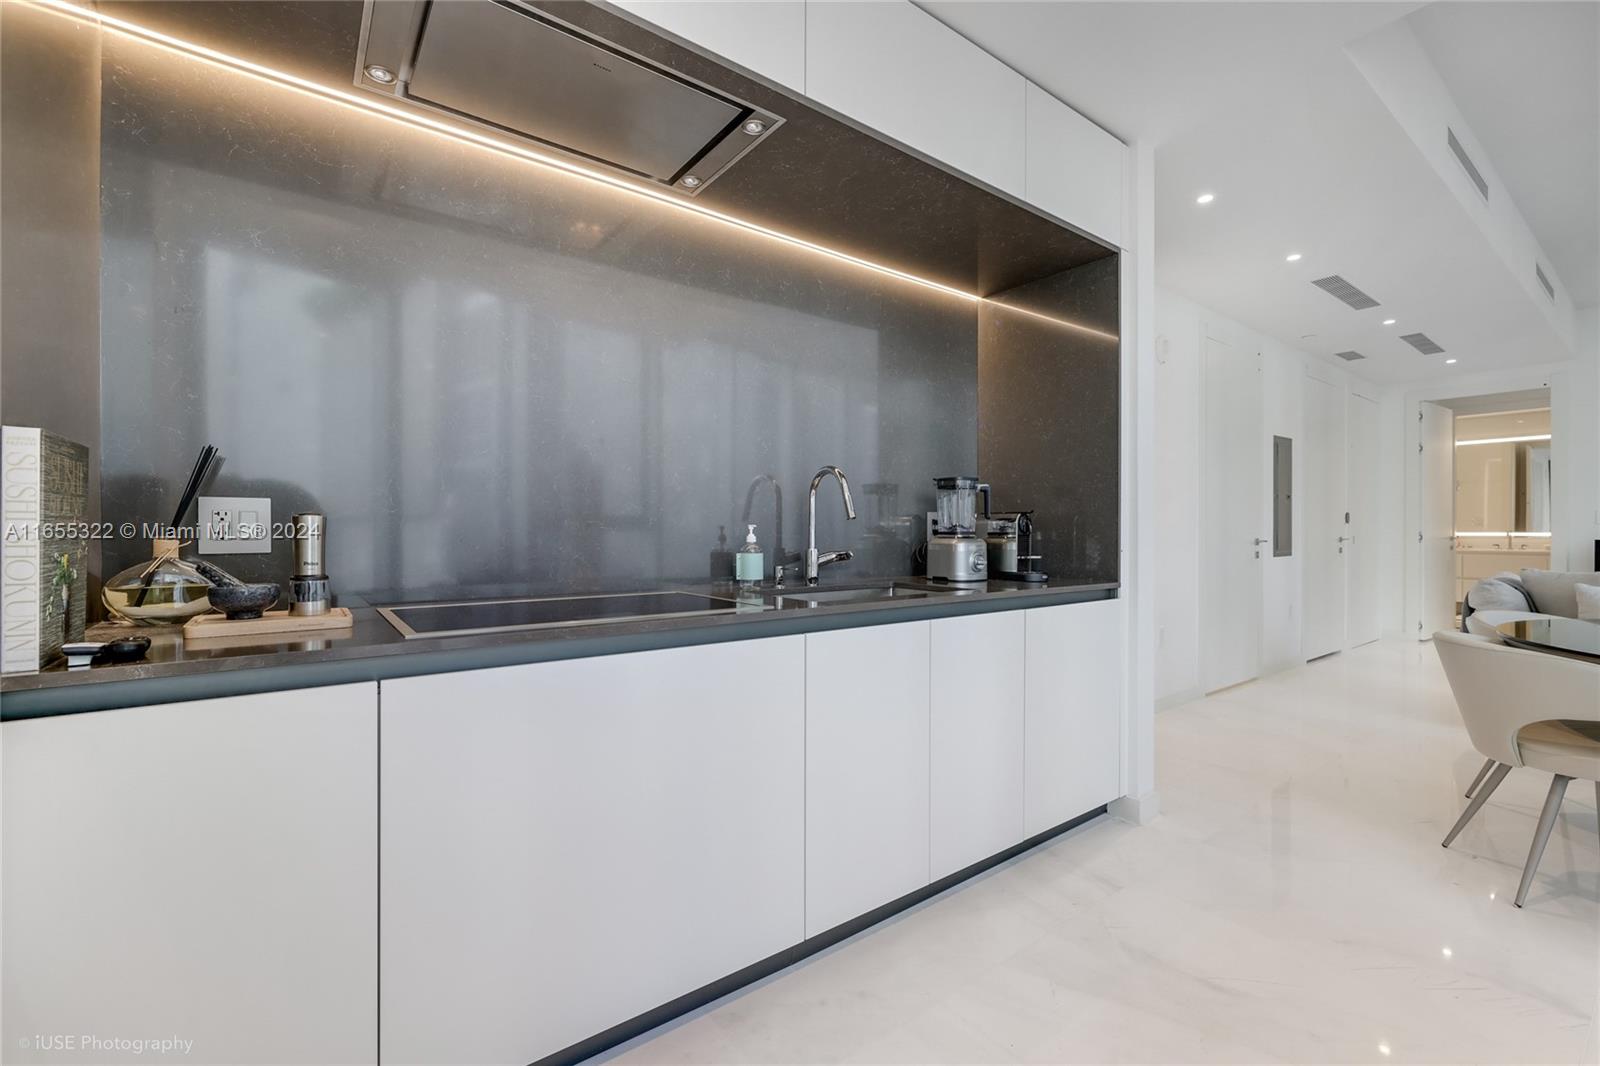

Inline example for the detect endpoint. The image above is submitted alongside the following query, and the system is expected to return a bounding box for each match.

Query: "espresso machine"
[981,510,1048,582]
[926,476,989,583]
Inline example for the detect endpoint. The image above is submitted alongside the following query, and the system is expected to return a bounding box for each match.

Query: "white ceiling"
[1407,2,1599,307]
[922,1,1597,385]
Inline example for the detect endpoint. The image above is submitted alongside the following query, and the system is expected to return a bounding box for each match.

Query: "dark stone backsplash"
[93,24,1118,601]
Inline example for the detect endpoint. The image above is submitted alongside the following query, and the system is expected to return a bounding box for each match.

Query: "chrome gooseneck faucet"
[742,473,801,579]
[804,465,857,585]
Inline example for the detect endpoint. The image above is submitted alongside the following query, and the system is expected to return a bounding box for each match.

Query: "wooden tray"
[184,607,353,639]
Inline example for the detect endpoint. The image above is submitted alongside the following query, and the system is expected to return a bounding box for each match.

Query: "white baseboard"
[1109,790,1160,825]
[1156,687,1205,712]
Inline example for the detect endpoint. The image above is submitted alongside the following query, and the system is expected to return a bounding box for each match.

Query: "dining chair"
[1434,629,1600,907]
[1457,611,1551,800]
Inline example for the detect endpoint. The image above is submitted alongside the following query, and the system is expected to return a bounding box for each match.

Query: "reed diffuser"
[103,446,219,625]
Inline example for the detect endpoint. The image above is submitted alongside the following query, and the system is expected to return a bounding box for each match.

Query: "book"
[2,427,90,673]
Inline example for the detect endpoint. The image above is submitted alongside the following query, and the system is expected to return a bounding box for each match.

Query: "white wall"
[1153,286,1373,704]
[1117,139,1159,822]
[1153,289,1202,703]
[1569,307,1600,572]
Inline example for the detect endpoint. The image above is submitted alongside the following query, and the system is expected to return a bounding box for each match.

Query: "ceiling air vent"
[1535,262,1556,301]
[1447,127,1489,201]
[1333,350,1366,362]
[1311,275,1381,310]
[1400,332,1445,355]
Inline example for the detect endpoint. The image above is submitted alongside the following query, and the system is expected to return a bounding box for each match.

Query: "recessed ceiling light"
[1195,193,1215,205]
[1445,358,1458,364]
[1382,318,1397,325]
[364,64,396,85]
[1285,253,1302,262]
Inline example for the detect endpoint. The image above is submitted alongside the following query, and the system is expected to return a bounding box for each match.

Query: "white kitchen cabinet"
[805,1,1026,197]
[1,684,378,1066]
[379,637,805,1066]
[612,1,806,93]
[1024,81,1126,247]
[804,620,931,936]
[1024,600,1124,836]
[929,611,1025,880]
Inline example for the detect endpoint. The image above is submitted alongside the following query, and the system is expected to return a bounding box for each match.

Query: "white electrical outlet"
[198,496,272,555]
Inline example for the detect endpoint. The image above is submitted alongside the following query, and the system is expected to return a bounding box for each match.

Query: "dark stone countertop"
[1,577,1117,720]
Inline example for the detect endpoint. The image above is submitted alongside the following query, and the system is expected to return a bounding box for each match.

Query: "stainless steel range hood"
[354,0,782,193]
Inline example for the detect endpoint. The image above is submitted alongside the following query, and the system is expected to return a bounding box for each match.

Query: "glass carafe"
[102,539,213,624]
[933,476,987,535]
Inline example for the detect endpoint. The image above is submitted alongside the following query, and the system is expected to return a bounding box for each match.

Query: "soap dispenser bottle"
[736,524,764,589]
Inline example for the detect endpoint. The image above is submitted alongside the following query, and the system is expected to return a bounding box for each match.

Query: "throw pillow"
[1576,583,1600,622]
[1468,577,1535,614]
[1519,569,1600,619]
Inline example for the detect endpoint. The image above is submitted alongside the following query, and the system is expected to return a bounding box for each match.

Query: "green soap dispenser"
[736,523,764,589]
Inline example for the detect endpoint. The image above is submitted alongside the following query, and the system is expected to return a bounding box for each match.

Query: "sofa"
[1462,568,1600,637]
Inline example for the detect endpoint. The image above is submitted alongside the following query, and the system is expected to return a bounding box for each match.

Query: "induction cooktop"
[377,590,752,638]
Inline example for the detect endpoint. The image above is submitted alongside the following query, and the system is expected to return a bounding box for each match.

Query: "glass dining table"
[1496,617,1600,663]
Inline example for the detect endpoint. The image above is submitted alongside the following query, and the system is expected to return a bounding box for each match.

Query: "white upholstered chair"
[1434,629,1600,907]
[1456,611,1565,796]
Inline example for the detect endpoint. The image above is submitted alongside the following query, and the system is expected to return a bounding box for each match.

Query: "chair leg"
[1465,757,1495,798]
[1514,774,1572,908]
[1442,762,1512,848]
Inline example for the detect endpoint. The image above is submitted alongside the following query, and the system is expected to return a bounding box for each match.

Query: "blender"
[927,476,989,582]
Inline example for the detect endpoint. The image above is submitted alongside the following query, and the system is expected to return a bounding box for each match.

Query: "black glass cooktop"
[379,592,745,638]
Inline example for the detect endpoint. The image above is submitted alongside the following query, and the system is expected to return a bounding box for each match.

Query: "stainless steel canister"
[291,513,325,578]
[290,513,329,616]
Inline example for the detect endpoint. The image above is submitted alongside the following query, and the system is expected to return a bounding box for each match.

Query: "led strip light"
[32,0,1120,344]
[1455,434,1551,446]
[1455,531,1551,537]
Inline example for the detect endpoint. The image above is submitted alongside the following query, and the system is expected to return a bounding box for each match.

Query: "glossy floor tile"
[599,638,1599,1064]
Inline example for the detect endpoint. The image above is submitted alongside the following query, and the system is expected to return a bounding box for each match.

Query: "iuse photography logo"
[18,1034,193,1056]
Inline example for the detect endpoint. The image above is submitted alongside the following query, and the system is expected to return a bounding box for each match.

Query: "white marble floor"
[601,637,1599,1065]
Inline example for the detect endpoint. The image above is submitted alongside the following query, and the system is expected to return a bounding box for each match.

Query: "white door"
[1346,392,1382,645]
[1202,333,1264,691]
[1418,401,1457,638]
[1302,373,1347,659]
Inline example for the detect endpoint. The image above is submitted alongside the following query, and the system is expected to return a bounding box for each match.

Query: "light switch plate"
[198,496,272,555]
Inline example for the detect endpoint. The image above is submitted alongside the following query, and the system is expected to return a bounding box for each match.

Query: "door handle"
[1253,538,1269,545]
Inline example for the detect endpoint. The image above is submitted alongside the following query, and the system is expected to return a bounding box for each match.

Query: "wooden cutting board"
[184,607,354,638]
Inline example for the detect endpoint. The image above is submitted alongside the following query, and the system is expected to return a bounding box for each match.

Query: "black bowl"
[207,583,280,620]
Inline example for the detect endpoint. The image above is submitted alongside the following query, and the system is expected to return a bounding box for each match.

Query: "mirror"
[1517,443,1551,534]
[1455,435,1551,535]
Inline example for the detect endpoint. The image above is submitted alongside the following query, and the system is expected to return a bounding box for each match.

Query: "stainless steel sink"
[765,582,973,609]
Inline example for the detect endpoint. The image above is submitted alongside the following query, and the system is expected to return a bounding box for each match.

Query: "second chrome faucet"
[803,465,856,585]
